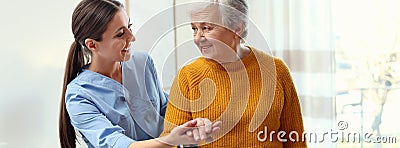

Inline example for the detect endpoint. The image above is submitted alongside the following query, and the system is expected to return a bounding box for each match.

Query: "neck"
[214,44,250,64]
[237,44,250,59]
[88,57,122,83]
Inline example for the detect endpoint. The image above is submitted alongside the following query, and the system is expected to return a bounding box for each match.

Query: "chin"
[122,54,131,61]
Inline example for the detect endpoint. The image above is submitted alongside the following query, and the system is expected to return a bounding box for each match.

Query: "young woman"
[59,0,220,147]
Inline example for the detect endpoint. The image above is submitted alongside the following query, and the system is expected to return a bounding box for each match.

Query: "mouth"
[121,47,130,54]
[200,45,213,51]
[121,42,132,54]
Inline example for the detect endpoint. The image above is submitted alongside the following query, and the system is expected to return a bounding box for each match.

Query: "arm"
[67,91,220,148]
[161,68,194,137]
[66,94,134,147]
[275,59,307,147]
[128,119,221,148]
[146,55,220,145]
[128,120,197,148]
[145,54,168,117]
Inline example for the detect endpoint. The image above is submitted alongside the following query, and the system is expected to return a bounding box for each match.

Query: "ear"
[234,22,245,37]
[84,38,98,52]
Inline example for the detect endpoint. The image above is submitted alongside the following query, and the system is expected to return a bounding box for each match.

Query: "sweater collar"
[200,46,258,72]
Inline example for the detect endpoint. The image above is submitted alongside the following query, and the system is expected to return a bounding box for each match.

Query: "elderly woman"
[161,0,307,147]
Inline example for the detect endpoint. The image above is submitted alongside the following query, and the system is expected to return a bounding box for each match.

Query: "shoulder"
[66,75,91,96]
[66,73,87,94]
[248,46,293,81]
[65,82,91,104]
[171,58,210,87]
[177,58,209,77]
[123,51,156,72]
[65,71,100,102]
[247,46,275,66]
[130,50,153,64]
[272,57,296,91]
[273,57,291,76]
[248,46,290,74]
[249,47,273,58]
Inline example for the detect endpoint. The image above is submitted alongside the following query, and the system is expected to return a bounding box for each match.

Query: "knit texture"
[161,47,307,147]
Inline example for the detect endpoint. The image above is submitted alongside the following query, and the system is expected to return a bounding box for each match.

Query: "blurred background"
[0,0,399,147]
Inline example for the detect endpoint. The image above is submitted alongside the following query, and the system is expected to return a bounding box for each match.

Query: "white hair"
[190,0,249,39]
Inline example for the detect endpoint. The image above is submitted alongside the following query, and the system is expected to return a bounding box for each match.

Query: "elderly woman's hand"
[161,118,221,146]
[185,118,221,142]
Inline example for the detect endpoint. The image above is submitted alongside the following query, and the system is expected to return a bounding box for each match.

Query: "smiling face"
[91,9,135,62]
[190,6,241,63]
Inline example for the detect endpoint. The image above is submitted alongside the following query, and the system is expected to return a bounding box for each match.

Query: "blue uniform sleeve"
[66,93,135,148]
[146,54,169,117]
[161,91,169,116]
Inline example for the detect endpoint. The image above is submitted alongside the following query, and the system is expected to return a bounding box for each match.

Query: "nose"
[194,30,205,43]
[122,29,135,49]
[127,28,135,42]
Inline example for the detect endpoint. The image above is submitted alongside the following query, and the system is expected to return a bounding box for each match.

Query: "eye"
[191,27,198,32]
[202,26,211,31]
[128,23,133,31]
[191,27,198,35]
[116,31,125,37]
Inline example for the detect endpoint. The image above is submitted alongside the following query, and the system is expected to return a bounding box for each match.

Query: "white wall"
[0,0,81,147]
[130,0,177,91]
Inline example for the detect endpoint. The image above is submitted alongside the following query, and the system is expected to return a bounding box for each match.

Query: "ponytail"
[59,41,87,148]
[60,0,123,147]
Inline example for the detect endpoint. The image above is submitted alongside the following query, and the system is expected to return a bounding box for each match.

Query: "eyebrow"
[191,22,208,26]
[114,18,131,34]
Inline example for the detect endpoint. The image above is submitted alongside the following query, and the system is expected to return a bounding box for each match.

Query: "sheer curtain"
[249,0,335,147]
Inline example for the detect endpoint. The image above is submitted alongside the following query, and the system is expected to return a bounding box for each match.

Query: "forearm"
[129,119,219,148]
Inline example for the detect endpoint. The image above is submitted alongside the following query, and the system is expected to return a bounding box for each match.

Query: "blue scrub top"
[65,51,168,148]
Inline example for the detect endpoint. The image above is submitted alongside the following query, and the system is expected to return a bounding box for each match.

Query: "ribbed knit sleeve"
[275,58,307,147]
[160,67,193,137]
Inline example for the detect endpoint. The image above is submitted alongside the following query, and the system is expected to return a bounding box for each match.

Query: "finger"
[181,119,198,128]
[204,120,213,134]
[202,126,220,137]
[174,120,197,135]
[192,128,200,141]
[198,124,206,140]
[212,126,220,132]
[212,121,222,129]
[196,118,205,126]
[205,136,214,144]
[186,130,193,137]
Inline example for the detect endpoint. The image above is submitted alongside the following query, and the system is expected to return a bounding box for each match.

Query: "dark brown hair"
[59,0,123,147]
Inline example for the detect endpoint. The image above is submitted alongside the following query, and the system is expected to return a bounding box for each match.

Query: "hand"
[161,119,221,146]
[185,118,221,142]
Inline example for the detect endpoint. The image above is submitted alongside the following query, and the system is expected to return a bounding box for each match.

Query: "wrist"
[157,135,177,147]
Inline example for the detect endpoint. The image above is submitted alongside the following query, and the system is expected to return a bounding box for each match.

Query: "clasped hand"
[165,118,222,146]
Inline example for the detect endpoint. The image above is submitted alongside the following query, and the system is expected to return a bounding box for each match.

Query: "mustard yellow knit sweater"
[161,47,307,147]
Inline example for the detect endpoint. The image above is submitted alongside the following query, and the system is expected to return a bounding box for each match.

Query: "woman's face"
[96,9,135,62]
[191,7,240,63]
